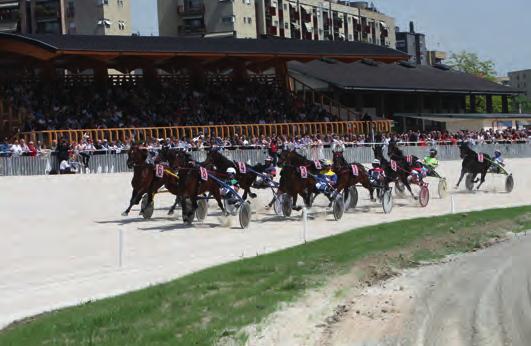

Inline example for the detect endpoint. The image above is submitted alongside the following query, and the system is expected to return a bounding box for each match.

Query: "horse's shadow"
[96,217,170,226]
[139,222,219,232]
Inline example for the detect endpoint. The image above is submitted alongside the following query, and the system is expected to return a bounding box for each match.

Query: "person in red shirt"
[27,141,38,157]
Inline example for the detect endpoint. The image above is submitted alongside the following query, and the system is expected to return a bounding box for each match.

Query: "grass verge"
[2,206,531,345]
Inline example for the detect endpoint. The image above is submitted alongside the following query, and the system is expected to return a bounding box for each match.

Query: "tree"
[446,51,497,81]
[514,95,531,113]
[447,51,501,112]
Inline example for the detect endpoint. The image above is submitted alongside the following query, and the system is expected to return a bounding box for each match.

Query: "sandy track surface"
[323,233,531,346]
[1,159,530,329]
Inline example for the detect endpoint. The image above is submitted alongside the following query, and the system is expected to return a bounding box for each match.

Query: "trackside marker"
[451,195,455,214]
[118,228,124,267]
[302,207,308,244]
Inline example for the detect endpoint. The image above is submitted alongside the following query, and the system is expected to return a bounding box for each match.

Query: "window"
[98,18,112,28]
[221,15,235,23]
[348,34,352,40]
[348,17,351,23]
[118,20,126,30]
[284,22,288,29]
[247,17,252,24]
[98,0,109,5]
[284,4,287,10]
[117,0,124,7]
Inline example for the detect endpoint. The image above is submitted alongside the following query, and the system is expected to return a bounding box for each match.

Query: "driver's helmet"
[226,167,236,175]
[265,156,273,163]
[372,159,381,167]
[429,148,437,157]
[323,160,333,168]
[494,150,501,157]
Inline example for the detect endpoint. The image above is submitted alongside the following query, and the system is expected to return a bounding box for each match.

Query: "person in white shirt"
[10,140,23,157]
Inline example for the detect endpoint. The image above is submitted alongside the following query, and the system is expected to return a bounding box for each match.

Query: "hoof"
[293,206,302,211]
[121,211,128,216]
[264,205,271,210]
[167,210,174,216]
[413,196,418,200]
[249,193,257,199]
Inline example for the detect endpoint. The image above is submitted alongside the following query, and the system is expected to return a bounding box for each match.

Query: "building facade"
[508,69,531,99]
[395,21,426,65]
[158,0,395,46]
[0,0,130,35]
[426,50,446,65]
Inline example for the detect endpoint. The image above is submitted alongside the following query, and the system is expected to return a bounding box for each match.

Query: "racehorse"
[203,149,258,201]
[331,149,373,198]
[456,142,491,190]
[154,148,228,223]
[373,144,417,200]
[122,144,155,216]
[276,149,323,210]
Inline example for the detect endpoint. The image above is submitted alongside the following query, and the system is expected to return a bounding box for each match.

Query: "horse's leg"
[402,176,417,199]
[455,169,466,188]
[476,171,487,190]
[242,187,248,201]
[212,187,227,216]
[122,189,140,216]
[168,196,180,216]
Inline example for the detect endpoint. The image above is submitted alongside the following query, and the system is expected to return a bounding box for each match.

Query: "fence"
[1,143,530,177]
[19,120,393,147]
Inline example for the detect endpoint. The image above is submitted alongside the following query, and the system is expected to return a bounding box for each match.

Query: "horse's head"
[126,144,148,168]
[278,149,289,166]
[459,141,473,159]
[373,144,384,160]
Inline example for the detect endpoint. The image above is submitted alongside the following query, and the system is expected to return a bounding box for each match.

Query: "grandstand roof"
[288,60,520,95]
[0,33,407,67]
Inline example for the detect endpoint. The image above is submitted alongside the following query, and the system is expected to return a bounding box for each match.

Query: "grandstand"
[0,33,522,146]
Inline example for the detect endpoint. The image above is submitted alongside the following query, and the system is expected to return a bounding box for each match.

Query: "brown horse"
[121,144,155,216]
[203,149,258,200]
[332,150,373,199]
[276,149,321,210]
[153,148,228,223]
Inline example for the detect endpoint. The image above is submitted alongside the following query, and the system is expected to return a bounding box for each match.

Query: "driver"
[423,148,439,177]
[315,160,338,197]
[368,159,385,185]
[491,150,505,173]
[410,159,428,184]
[254,156,277,188]
[223,167,240,204]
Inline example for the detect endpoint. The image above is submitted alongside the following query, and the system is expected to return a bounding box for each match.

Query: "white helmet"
[226,167,236,174]
[372,159,381,165]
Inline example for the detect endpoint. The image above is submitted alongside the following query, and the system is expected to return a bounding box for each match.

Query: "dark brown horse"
[203,149,259,201]
[373,144,416,199]
[153,148,227,223]
[122,144,155,216]
[276,149,321,210]
[332,150,373,198]
[456,142,491,190]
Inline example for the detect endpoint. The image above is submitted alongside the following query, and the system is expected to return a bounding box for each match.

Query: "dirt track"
[321,233,531,346]
[0,159,530,329]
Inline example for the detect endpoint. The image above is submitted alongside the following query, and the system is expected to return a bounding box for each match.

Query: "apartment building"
[0,0,130,35]
[509,69,531,99]
[158,0,395,47]
[395,21,426,65]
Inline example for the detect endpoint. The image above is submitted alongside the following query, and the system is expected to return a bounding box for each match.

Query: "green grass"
[2,206,531,346]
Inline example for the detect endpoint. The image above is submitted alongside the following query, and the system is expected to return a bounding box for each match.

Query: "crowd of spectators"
[0,77,339,132]
[1,128,528,158]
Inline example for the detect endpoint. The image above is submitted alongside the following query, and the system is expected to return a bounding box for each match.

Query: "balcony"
[268,6,276,16]
[178,25,205,35]
[177,4,205,16]
[267,25,277,35]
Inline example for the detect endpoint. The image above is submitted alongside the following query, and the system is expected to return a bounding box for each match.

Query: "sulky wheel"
[140,194,154,219]
[465,173,474,191]
[239,201,252,229]
[182,198,194,225]
[382,189,393,214]
[505,174,514,193]
[418,185,430,207]
[195,199,208,222]
[281,193,293,217]
[438,179,448,199]
[332,194,345,221]
[273,194,283,216]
